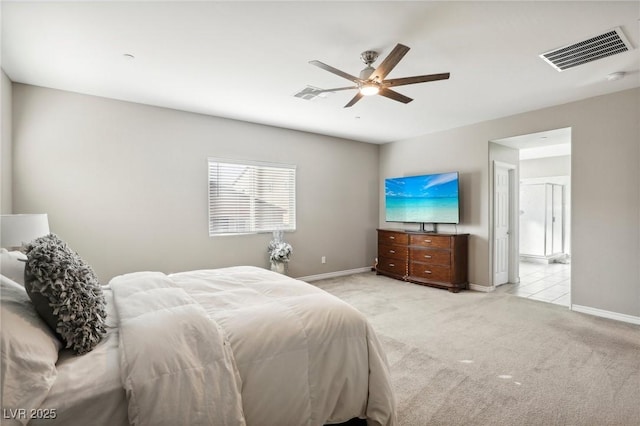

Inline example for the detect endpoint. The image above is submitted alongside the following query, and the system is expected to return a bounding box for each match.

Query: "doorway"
[490,128,572,307]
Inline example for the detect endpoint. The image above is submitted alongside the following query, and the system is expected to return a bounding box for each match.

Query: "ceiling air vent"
[540,27,633,72]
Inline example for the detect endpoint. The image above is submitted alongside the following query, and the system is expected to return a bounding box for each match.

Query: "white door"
[494,163,511,285]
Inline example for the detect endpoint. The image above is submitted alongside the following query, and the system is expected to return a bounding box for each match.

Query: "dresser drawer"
[409,263,451,282]
[378,230,409,245]
[378,243,408,260]
[377,256,407,277]
[409,248,451,265]
[409,234,451,249]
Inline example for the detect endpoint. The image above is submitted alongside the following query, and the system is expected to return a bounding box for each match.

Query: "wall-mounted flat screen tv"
[385,171,460,224]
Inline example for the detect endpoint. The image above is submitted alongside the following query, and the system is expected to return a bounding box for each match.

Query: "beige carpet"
[313,272,640,426]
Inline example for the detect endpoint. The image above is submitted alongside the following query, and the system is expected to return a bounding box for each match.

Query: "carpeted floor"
[313,272,640,426]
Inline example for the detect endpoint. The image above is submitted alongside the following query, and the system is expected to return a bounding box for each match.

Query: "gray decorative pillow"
[24,234,107,354]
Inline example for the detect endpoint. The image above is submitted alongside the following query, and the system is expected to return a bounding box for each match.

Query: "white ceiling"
[2,1,639,144]
[492,127,572,160]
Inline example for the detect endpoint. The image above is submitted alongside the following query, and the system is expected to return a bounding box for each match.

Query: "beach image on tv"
[385,172,459,223]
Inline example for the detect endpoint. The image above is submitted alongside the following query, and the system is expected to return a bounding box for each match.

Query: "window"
[208,158,296,236]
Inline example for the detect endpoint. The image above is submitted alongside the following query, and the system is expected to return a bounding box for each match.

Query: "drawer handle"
[389,250,395,254]
[389,236,395,240]
[389,263,395,267]
[424,255,432,259]
[424,270,432,274]
[424,239,432,243]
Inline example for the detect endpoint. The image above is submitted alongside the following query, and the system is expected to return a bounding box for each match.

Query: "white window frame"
[208,158,296,236]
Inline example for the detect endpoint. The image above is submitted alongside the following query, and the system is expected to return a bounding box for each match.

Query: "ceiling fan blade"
[309,60,361,83]
[315,86,358,93]
[369,43,410,82]
[378,88,413,104]
[344,92,364,108]
[384,73,450,87]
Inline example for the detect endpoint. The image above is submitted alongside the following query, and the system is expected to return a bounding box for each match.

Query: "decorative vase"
[271,261,285,274]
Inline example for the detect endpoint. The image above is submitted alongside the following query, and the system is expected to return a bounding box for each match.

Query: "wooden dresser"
[377,229,469,293]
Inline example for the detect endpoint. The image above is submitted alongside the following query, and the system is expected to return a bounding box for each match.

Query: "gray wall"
[1,70,12,213]
[381,88,639,317]
[9,83,640,319]
[12,84,380,282]
[379,124,494,290]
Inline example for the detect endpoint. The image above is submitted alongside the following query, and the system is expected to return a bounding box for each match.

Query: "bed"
[1,263,396,426]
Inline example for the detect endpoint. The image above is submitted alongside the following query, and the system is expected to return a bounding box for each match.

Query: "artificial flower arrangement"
[268,241,293,263]
[268,230,292,273]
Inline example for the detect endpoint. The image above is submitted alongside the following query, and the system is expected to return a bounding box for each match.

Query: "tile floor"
[502,261,571,307]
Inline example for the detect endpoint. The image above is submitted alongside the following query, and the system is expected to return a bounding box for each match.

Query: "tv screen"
[385,172,460,224]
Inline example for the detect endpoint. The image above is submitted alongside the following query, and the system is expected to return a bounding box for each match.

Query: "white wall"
[381,88,639,318]
[520,155,570,179]
[11,84,380,282]
[1,70,11,213]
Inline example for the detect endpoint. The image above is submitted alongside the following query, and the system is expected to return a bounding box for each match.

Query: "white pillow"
[1,274,62,424]
[0,248,27,285]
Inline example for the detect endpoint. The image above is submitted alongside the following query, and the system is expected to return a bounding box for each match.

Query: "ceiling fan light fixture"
[360,83,380,96]
[309,43,450,107]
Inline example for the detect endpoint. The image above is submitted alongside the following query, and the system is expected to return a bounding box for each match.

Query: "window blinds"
[208,158,296,235]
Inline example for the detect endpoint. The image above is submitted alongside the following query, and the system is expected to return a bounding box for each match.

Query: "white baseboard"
[297,267,372,282]
[296,270,640,326]
[469,283,495,292]
[571,304,640,326]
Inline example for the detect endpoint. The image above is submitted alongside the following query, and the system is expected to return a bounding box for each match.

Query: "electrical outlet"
[321,256,326,264]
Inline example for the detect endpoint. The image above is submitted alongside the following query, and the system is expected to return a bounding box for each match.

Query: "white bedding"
[30,290,128,426]
[34,266,396,426]
[112,271,245,426]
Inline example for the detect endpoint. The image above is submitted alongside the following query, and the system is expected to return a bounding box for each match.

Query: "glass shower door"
[520,183,564,259]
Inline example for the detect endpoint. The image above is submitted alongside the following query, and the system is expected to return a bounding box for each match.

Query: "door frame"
[491,160,519,286]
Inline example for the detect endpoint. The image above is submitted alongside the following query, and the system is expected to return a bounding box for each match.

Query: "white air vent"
[293,85,331,101]
[540,27,633,72]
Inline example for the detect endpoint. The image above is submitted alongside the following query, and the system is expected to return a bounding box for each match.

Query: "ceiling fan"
[309,43,450,108]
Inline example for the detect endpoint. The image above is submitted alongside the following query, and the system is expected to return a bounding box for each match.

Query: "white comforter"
[109,266,396,426]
